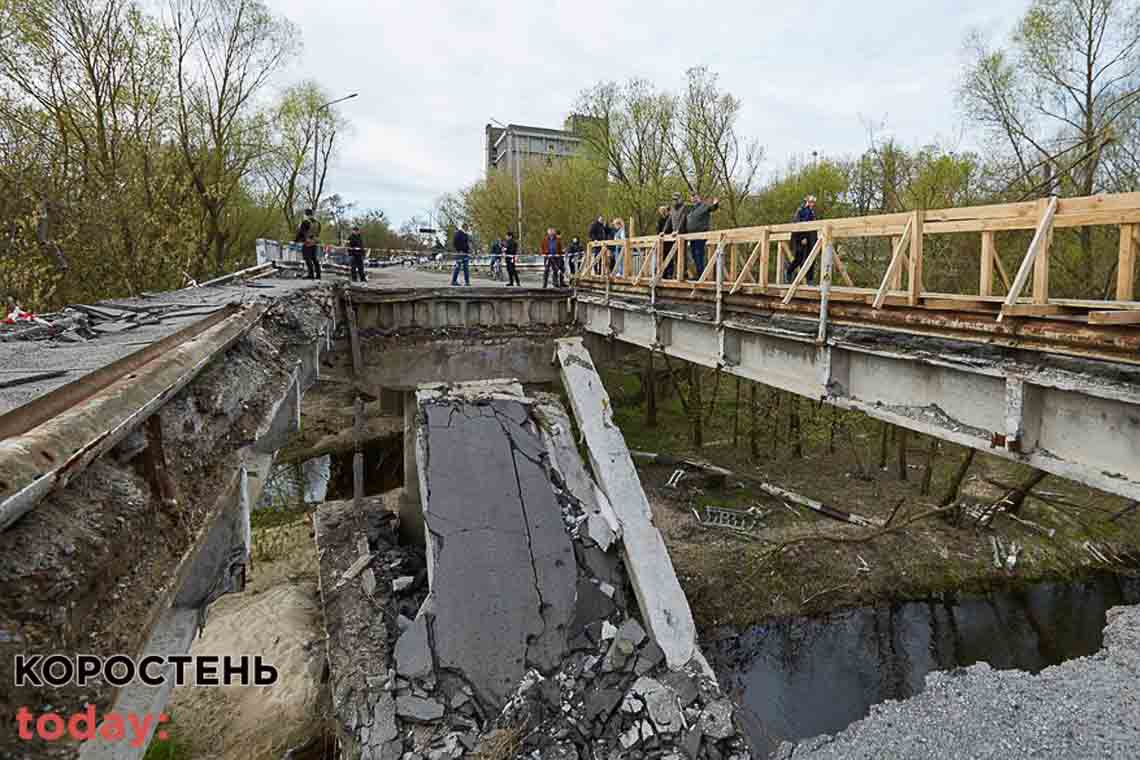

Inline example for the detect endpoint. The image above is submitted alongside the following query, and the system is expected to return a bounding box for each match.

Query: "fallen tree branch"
[746,503,961,581]
[631,450,882,527]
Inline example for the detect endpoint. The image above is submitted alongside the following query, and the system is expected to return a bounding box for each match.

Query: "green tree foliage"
[0,0,315,311]
[460,158,608,251]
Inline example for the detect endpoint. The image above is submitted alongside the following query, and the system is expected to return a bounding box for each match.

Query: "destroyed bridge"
[0,190,1138,759]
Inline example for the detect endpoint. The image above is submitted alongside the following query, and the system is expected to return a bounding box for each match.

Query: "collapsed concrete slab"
[373,379,751,758]
[554,337,699,670]
[407,381,577,709]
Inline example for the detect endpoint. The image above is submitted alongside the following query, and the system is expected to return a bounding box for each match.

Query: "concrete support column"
[400,390,425,546]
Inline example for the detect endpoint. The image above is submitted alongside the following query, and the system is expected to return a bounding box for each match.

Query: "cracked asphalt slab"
[419,398,576,709]
[776,604,1140,760]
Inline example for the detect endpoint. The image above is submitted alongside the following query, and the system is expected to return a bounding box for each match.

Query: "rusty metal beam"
[579,283,1140,366]
[0,304,266,532]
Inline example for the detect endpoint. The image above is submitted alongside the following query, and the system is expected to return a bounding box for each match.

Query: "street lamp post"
[490,118,523,245]
[312,92,359,211]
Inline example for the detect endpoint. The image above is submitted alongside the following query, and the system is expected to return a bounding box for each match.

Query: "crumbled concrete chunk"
[395,695,445,723]
[395,615,433,680]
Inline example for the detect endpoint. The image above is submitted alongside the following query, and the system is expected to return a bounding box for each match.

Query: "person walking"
[296,208,322,280]
[504,230,521,286]
[347,225,367,283]
[660,193,688,279]
[451,224,471,286]
[542,227,563,288]
[789,195,818,284]
[685,193,720,278]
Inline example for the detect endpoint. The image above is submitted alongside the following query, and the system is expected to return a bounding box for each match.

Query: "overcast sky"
[271,0,1030,226]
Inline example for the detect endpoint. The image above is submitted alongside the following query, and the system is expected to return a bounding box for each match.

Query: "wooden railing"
[577,192,1140,325]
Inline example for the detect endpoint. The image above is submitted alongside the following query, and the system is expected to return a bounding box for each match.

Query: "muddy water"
[709,572,1140,757]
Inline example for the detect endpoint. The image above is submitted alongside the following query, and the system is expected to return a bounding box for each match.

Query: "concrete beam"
[577,297,1140,502]
[359,336,563,391]
[555,338,698,670]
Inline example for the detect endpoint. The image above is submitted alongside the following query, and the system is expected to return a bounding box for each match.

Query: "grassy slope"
[597,358,1140,631]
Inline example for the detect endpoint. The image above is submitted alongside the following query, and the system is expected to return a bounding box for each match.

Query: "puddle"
[708,572,1140,756]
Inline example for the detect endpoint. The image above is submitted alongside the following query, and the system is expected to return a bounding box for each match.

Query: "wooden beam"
[1000,195,1058,322]
[729,236,765,295]
[1033,197,1053,304]
[782,236,823,304]
[873,216,913,309]
[908,209,925,306]
[1118,223,1136,301]
[993,244,1012,292]
[652,244,678,286]
[631,240,657,286]
[776,241,791,285]
[758,229,770,288]
[889,237,903,289]
[832,244,855,287]
[980,230,996,297]
[1001,303,1066,318]
[1089,309,1140,325]
[346,293,363,382]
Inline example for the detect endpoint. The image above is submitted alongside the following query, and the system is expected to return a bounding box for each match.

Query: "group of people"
[452,228,523,287]
[293,208,368,283]
[446,191,820,288]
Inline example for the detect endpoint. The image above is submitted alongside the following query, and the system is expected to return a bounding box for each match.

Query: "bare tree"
[168,0,292,273]
[668,67,763,225]
[573,79,675,232]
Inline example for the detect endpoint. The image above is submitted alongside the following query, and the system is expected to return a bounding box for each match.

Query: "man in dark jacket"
[588,215,608,274]
[566,237,584,276]
[685,193,720,278]
[504,230,520,286]
[451,225,471,286]
[295,208,322,280]
[789,195,818,284]
[542,227,564,288]
[347,225,366,283]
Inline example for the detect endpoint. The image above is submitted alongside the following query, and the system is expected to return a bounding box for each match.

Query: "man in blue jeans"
[685,193,720,278]
[451,224,471,286]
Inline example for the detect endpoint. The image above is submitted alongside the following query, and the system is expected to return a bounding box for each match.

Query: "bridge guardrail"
[577,191,1140,326]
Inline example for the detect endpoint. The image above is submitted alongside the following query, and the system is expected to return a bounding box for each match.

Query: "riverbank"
[595,357,1140,631]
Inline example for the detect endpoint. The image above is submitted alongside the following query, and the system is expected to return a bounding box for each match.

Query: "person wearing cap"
[790,195,818,284]
[347,225,367,283]
[295,208,322,280]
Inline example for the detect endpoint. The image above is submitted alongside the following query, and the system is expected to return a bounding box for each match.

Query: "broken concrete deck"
[316,379,751,758]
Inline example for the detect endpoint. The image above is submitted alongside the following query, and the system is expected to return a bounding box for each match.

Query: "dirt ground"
[0,293,331,760]
[596,358,1140,633]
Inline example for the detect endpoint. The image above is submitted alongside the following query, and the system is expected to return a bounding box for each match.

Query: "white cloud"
[267,0,1028,225]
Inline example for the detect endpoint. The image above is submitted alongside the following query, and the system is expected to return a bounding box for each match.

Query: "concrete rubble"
[317,378,751,759]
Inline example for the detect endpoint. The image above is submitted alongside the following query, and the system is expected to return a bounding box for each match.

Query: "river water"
[708,572,1140,756]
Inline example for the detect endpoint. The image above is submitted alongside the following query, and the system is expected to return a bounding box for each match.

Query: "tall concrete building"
[485,122,585,176]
